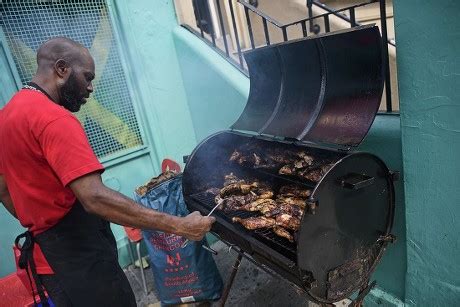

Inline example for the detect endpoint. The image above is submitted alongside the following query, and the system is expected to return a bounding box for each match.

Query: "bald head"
[33,37,95,112]
[37,37,91,71]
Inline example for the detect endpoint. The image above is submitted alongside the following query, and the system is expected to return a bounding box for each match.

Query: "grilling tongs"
[180,202,220,253]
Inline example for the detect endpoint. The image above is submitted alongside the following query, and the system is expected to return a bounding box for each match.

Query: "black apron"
[15,201,137,307]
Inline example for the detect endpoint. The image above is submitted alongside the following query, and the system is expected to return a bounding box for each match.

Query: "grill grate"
[190,192,297,255]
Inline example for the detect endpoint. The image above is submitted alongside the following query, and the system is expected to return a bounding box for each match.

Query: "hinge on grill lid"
[377,233,396,244]
[306,198,318,215]
[389,170,400,182]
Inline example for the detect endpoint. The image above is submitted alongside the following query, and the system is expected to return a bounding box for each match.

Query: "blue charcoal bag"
[135,174,223,305]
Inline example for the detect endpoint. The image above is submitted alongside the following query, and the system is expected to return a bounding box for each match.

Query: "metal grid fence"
[0,0,144,158]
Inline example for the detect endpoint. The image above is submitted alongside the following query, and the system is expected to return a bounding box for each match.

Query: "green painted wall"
[110,0,197,164]
[359,115,407,305]
[394,1,460,305]
[173,27,406,304]
[173,28,249,142]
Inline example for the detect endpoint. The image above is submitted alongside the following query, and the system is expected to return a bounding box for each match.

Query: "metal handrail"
[179,0,395,112]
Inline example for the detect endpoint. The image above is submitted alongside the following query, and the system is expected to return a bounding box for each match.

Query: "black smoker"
[182,25,397,305]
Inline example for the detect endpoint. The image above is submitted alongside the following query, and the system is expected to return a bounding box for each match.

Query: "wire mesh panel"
[0,0,144,158]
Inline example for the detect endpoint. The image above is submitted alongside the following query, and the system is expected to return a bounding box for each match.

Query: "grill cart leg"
[219,252,244,307]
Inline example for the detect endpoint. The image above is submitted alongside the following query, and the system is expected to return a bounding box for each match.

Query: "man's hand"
[179,211,216,241]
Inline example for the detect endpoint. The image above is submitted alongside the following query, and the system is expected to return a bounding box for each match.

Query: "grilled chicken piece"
[297,151,315,164]
[301,163,334,182]
[293,153,314,169]
[279,185,311,198]
[257,190,274,199]
[275,214,301,231]
[229,150,242,162]
[232,216,276,230]
[223,173,242,186]
[279,164,295,175]
[263,203,304,219]
[215,193,258,211]
[229,151,249,165]
[302,168,322,182]
[273,226,294,242]
[220,181,259,197]
[241,198,276,212]
[293,159,311,169]
[254,183,274,199]
[265,149,296,164]
[276,196,307,209]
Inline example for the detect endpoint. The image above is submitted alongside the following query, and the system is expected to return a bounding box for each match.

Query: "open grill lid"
[231,25,384,148]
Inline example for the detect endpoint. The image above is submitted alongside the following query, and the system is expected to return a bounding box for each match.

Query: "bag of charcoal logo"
[135,172,223,305]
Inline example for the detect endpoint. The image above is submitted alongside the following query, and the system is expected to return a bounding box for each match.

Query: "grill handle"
[338,173,375,190]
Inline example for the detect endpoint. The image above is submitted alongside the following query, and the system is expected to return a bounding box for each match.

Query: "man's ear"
[54,59,70,78]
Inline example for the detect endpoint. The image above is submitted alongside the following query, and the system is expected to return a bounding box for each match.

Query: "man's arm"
[69,172,215,241]
[0,175,17,218]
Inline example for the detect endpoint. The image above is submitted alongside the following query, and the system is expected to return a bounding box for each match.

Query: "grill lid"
[231,25,384,148]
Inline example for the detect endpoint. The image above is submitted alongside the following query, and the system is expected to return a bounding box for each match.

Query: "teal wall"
[359,115,406,305]
[110,0,197,163]
[173,27,406,304]
[173,28,249,142]
[394,1,460,305]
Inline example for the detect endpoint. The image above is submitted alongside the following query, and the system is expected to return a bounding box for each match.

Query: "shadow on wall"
[359,114,406,300]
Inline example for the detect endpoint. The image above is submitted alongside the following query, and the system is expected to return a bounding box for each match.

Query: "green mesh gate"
[0,0,144,159]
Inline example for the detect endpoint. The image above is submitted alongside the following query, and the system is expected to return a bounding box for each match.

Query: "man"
[0,37,215,306]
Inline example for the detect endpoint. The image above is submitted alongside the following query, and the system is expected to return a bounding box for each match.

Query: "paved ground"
[124,241,351,307]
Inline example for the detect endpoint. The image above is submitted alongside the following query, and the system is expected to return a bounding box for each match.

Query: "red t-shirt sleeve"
[38,115,104,186]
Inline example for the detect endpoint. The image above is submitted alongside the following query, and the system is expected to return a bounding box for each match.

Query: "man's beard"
[59,72,86,112]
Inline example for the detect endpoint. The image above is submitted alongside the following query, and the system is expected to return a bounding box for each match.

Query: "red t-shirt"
[0,89,104,274]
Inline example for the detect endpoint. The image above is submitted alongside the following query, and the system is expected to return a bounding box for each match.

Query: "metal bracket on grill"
[389,170,400,182]
[377,233,396,244]
[306,198,318,215]
[338,173,375,190]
